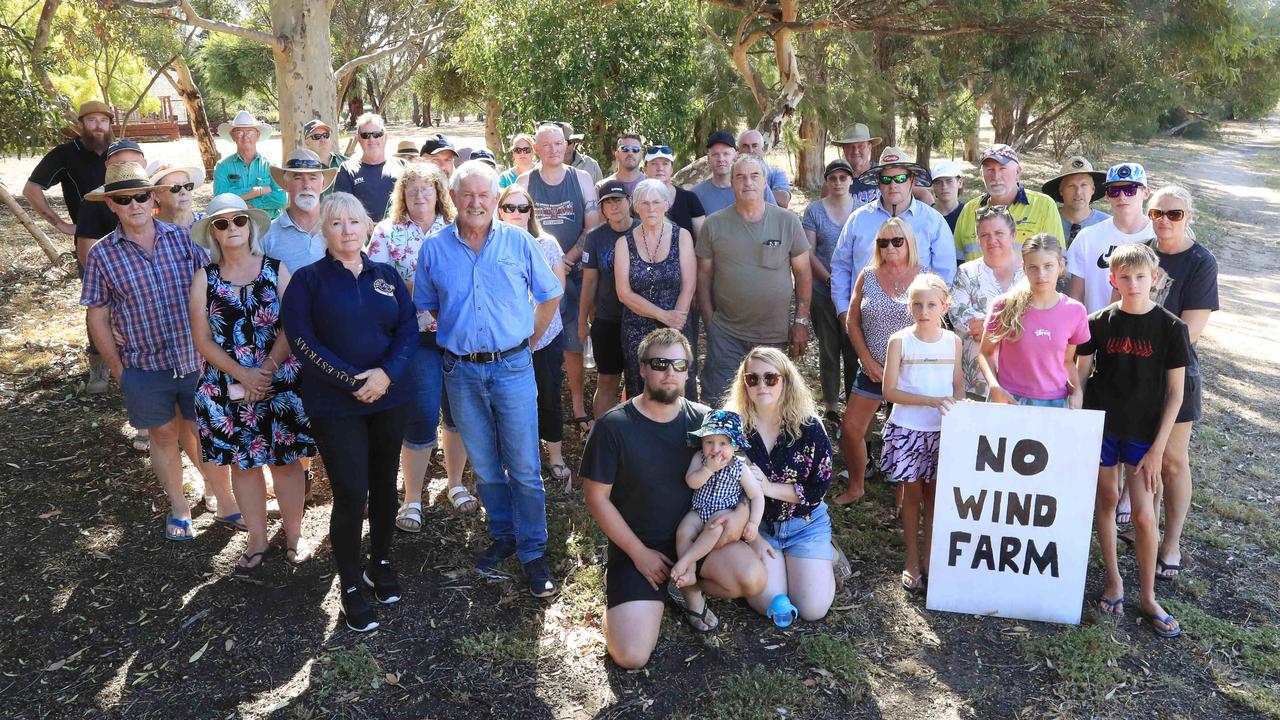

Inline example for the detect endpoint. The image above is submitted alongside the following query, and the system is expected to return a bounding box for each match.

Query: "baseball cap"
[468,148,498,168]
[421,134,456,156]
[105,139,143,158]
[302,119,332,136]
[597,178,629,200]
[981,144,1019,166]
[644,145,675,163]
[1103,162,1148,188]
[931,160,964,179]
[706,131,735,149]
[823,159,854,179]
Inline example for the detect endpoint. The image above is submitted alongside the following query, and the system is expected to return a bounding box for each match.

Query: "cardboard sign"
[925,402,1104,625]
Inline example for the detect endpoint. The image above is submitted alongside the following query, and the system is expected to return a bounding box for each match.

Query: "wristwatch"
[791,317,811,328]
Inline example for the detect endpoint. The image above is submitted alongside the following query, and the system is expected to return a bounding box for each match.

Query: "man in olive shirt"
[696,154,812,403]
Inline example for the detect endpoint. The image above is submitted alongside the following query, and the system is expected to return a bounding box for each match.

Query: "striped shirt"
[80,219,209,374]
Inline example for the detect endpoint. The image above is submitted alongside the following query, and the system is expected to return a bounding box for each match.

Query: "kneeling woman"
[282,192,417,632]
[725,347,837,621]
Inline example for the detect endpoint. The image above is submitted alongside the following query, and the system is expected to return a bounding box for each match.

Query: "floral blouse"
[948,258,1023,398]
[367,215,446,332]
[743,417,833,522]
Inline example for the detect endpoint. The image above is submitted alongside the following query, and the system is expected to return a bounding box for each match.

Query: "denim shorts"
[759,502,834,561]
[558,272,583,353]
[121,367,199,429]
[1100,433,1152,468]
[850,366,883,401]
[1010,393,1067,408]
[403,342,443,450]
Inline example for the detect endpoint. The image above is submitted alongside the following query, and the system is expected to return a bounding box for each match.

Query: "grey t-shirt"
[690,179,777,215]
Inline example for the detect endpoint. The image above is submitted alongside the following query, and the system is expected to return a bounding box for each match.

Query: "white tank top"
[887,328,957,432]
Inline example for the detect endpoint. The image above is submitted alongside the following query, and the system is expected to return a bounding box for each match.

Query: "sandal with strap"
[165,514,196,542]
[214,512,248,532]
[684,601,719,634]
[567,416,593,435]
[395,502,424,533]
[1156,558,1182,581]
[448,486,479,515]
[236,547,271,573]
[285,540,313,566]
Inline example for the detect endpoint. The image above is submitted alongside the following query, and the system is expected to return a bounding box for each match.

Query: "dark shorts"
[1176,370,1202,424]
[851,366,883,401]
[1100,433,1153,468]
[590,318,626,376]
[606,540,677,608]
[559,273,584,353]
[440,380,457,432]
[121,367,199,429]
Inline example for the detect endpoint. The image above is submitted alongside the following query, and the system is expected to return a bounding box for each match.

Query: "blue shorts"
[121,367,199,429]
[558,271,583,353]
[759,502,834,561]
[850,366,883,401]
[1011,393,1067,408]
[1100,433,1153,468]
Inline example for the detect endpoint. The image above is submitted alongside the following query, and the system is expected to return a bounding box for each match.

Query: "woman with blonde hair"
[499,133,536,188]
[724,347,837,622]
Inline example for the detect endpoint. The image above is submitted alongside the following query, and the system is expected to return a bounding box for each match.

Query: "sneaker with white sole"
[362,559,402,604]
[523,557,559,598]
[341,586,378,632]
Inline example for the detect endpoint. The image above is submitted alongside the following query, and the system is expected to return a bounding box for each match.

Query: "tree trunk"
[32,0,74,122]
[0,181,62,268]
[424,95,433,126]
[485,99,501,152]
[168,58,219,175]
[796,111,824,190]
[873,34,896,146]
[270,0,338,154]
[913,106,932,167]
[989,80,1015,145]
[752,0,802,148]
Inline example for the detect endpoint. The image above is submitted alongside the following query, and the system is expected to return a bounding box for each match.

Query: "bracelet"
[791,316,812,328]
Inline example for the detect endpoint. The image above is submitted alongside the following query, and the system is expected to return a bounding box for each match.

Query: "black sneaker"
[340,586,378,632]
[523,556,559,598]
[362,559,402,604]
[475,538,517,575]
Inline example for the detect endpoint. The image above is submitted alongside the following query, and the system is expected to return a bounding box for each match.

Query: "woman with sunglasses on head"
[831,217,923,505]
[499,133,537,189]
[723,347,839,621]
[1146,185,1217,583]
[148,162,206,229]
[189,194,317,571]
[948,205,1024,399]
[494,184,572,485]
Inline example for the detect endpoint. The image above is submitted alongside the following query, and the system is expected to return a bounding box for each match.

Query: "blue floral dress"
[194,257,317,468]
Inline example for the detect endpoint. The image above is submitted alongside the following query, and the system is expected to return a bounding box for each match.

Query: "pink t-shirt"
[985,294,1090,400]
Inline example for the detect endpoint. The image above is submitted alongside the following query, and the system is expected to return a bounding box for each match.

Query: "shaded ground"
[1,118,1278,719]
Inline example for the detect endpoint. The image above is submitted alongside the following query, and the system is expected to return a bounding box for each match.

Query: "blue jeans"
[442,346,547,563]
[403,340,443,450]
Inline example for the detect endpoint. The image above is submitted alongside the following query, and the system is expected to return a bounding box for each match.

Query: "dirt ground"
[0,116,1277,720]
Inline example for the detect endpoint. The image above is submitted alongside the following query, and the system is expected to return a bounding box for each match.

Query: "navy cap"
[105,139,143,158]
[421,134,456,156]
[468,148,497,167]
[597,178,629,200]
[706,131,735,149]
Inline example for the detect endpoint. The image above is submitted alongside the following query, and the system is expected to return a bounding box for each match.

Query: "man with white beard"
[261,149,338,273]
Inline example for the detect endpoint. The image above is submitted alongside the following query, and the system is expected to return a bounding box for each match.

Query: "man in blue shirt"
[736,129,792,208]
[829,146,956,322]
[691,131,777,214]
[334,112,404,222]
[213,110,285,218]
[414,160,564,598]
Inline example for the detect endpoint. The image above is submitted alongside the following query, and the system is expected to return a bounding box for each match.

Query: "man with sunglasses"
[737,129,791,208]
[952,143,1063,262]
[1066,162,1156,312]
[262,149,339,273]
[691,131,778,215]
[581,328,767,666]
[212,110,285,219]
[301,119,347,170]
[334,112,404,223]
[603,132,646,195]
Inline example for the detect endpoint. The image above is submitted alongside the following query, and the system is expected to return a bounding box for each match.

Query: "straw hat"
[190,193,271,251]
[832,123,882,146]
[146,161,206,190]
[217,110,275,142]
[268,149,338,190]
[84,162,157,201]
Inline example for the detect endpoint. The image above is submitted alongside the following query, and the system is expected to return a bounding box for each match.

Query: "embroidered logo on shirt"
[353,177,365,185]
[373,278,395,296]
[1034,329,1051,338]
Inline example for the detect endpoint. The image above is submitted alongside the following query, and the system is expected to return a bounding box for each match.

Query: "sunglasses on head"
[975,204,1012,220]
[309,132,331,141]
[647,145,672,155]
[1147,208,1185,221]
[358,130,385,140]
[512,146,532,154]
[167,182,195,193]
[879,173,910,185]
[877,237,906,249]
[618,145,642,153]
[744,371,781,387]
[500,203,532,214]
[641,357,689,373]
[109,192,152,206]
[211,214,251,231]
[1105,183,1140,198]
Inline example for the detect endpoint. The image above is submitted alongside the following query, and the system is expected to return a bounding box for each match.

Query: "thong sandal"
[448,486,479,514]
[1156,559,1183,581]
[214,513,248,532]
[165,514,196,542]
[901,571,926,596]
[1098,595,1124,617]
[567,416,593,434]
[395,502,424,533]
[285,540,313,566]
[684,601,719,634]
[236,548,271,573]
[1145,611,1182,638]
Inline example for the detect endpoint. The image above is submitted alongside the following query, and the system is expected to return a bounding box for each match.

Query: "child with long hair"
[880,273,963,595]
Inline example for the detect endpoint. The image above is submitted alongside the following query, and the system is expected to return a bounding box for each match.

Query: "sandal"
[683,601,719,633]
[1156,559,1183,581]
[285,540,313,566]
[550,463,571,487]
[1098,595,1124,617]
[165,514,195,542]
[448,486,479,514]
[901,570,926,596]
[395,502,424,533]
[131,429,150,453]
[1145,611,1182,638]
[214,513,248,532]
[567,415,593,435]
[236,547,271,573]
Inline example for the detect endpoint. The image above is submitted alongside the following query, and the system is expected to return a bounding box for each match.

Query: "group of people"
[24,102,1217,663]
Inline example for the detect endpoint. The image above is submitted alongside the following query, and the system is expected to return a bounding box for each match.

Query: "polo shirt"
[570,152,603,184]
[828,198,957,315]
[953,185,1063,262]
[261,208,326,274]
[334,158,404,223]
[413,220,563,356]
[212,152,286,218]
[27,139,106,221]
[766,163,791,196]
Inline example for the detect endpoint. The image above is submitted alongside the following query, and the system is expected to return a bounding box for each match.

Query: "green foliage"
[1018,623,1128,692]
[797,634,878,698]
[310,644,384,701]
[1164,600,1280,680]
[0,76,65,156]
[455,629,538,662]
[707,665,812,720]
[194,32,278,112]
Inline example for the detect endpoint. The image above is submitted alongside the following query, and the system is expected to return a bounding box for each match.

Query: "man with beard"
[952,143,1063,262]
[602,132,645,195]
[261,149,336,274]
[582,327,767,668]
[24,100,112,236]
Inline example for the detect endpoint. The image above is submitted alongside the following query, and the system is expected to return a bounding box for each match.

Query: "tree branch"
[115,0,280,49]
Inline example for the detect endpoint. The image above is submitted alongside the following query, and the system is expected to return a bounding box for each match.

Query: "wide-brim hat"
[268,149,338,190]
[146,161,205,190]
[1041,156,1106,203]
[856,146,931,186]
[217,110,275,142]
[84,162,158,201]
[832,123,882,146]
[190,193,271,251]
[395,140,419,157]
[687,409,750,449]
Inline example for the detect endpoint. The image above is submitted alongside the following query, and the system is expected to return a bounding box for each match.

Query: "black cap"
[824,159,855,179]
[706,130,735,149]
[421,134,456,156]
[468,148,497,167]
[597,179,629,200]
[105,139,143,158]
[301,119,332,136]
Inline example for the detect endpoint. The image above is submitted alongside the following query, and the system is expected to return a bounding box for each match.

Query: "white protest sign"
[925,402,1104,625]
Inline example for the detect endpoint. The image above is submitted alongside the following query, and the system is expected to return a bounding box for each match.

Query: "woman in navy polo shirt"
[282,192,417,633]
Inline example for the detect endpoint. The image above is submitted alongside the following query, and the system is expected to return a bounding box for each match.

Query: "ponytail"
[988,233,1065,343]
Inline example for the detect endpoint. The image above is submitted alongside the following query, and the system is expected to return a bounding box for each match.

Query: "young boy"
[1076,243,1189,638]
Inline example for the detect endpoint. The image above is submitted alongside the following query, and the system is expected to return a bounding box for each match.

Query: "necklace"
[881,266,911,297]
[637,222,663,262]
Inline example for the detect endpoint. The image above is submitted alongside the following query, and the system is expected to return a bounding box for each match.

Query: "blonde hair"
[497,184,544,237]
[206,216,264,264]
[989,233,1064,342]
[319,192,373,250]
[723,347,818,440]
[907,272,950,305]
[388,163,456,226]
[355,112,384,131]
[1109,242,1160,273]
[868,216,920,269]
[1148,185,1197,242]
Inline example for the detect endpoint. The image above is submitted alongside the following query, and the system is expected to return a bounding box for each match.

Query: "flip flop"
[1145,612,1182,638]
[235,547,272,573]
[214,513,248,532]
[1098,595,1124,617]
[285,540,313,566]
[683,601,719,633]
[165,514,195,542]
[1156,559,1182,581]
[901,571,926,596]
[566,416,593,434]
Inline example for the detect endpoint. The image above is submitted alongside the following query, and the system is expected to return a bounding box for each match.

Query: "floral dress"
[194,257,316,468]
[367,215,446,332]
[743,418,834,522]
[621,223,692,395]
[947,259,1023,398]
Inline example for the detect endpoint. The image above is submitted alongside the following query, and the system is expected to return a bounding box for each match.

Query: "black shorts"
[1176,370,1202,423]
[605,540,676,608]
[590,318,626,376]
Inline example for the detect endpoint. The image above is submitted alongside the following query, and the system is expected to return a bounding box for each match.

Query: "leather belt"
[447,340,529,364]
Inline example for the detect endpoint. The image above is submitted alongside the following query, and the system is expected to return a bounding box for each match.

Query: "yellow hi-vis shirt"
[953,186,1064,262]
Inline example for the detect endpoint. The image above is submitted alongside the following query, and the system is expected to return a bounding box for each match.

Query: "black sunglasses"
[109,192,152,206]
[1105,184,1141,198]
[358,130,385,140]
[877,237,906,249]
[512,146,533,154]
[167,183,195,193]
[500,203,532,214]
[647,145,672,155]
[211,214,251,231]
[641,357,689,373]
[879,173,910,185]
[744,371,782,387]
[308,132,331,140]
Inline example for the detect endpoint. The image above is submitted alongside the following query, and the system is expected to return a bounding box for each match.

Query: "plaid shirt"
[80,219,209,374]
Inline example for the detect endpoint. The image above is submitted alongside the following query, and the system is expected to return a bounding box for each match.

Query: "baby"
[671,410,769,588]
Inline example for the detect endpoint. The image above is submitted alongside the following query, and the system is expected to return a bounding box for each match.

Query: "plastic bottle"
[583,337,596,369]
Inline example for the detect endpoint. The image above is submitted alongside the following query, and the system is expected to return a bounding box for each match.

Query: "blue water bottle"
[767,594,798,628]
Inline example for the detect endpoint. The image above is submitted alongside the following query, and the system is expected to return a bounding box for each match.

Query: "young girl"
[979,233,1090,408]
[880,273,963,595]
[670,410,769,588]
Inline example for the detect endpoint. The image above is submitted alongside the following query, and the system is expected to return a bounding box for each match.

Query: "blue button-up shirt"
[413,220,563,356]
[261,208,325,274]
[829,198,956,315]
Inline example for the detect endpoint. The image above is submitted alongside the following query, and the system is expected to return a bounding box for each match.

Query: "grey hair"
[318,192,373,249]
[632,178,670,206]
[450,159,500,196]
[534,123,565,143]
[1148,184,1197,242]
[206,215,264,264]
[731,152,766,176]
[355,112,385,131]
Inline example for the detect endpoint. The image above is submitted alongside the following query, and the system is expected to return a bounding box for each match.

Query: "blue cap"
[688,409,750,449]
[468,148,497,168]
[706,130,735,149]
[1104,162,1148,188]
[105,139,143,158]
